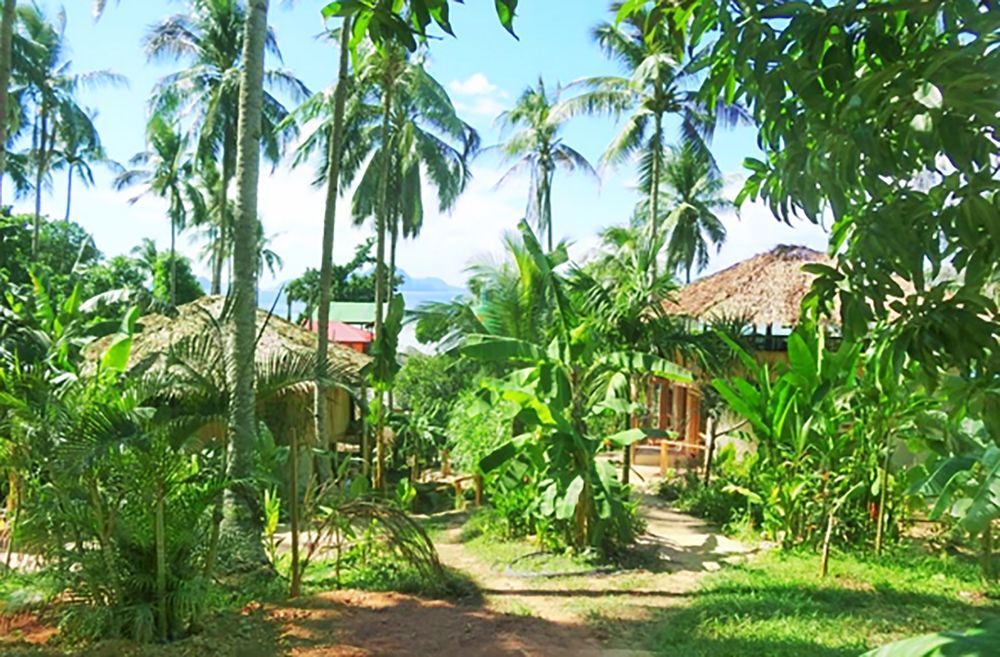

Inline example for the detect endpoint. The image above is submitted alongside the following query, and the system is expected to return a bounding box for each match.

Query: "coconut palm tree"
[347,46,479,309]
[219,0,270,570]
[349,48,477,484]
[114,115,199,306]
[16,4,125,255]
[495,77,596,252]
[558,3,743,275]
[282,19,354,474]
[0,0,17,206]
[52,109,112,221]
[657,144,731,283]
[145,0,306,294]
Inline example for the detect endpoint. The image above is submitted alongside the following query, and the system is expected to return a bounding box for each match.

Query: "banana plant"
[915,413,1000,580]
[463,220,691,552]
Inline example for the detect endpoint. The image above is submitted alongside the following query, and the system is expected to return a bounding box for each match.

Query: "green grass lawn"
[633,549,999,657]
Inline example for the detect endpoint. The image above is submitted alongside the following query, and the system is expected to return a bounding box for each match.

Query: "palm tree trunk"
[0,0,16,208]
[218,0,269,571]
[288,424,302,597]
[170,208,178,306]
[648,115,663,279]
[33,112,49,257]
[386,215,399,413]
[65,168,74,221]
[212,154,231,296]
[154,482,168,642]
[373,75,394,491]
[314,17,352,483]
[542,166,553,252]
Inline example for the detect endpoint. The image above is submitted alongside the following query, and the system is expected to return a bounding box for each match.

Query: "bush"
[445,389,516,474]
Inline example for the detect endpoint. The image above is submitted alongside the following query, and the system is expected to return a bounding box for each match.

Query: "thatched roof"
[85,296,370,384]
[663,245,831,327]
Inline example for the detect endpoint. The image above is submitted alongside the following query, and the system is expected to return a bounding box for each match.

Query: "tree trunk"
[289,425,302,598]
[648,115,663,279]
[155,483,168,642]
[372,72,394,491]
[983,524,995,582]
[542,165,553,252]
[170,208,178,306]
[386,216,398,413]
[0,0,16,208]
[820,508,835,578]
[218,0,269,571]
[33,113,49,257]
[314,17,352,483]
[65,168,73,222]
[212,151,231,295]
[874,432,891,555]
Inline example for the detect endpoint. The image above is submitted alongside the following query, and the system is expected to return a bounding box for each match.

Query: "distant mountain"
[398,270,464,295]
[253,269,465,318]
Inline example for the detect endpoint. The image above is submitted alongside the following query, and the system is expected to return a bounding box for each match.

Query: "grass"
[605,548,1000,657]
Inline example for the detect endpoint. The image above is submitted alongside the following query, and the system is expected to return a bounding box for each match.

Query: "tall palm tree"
[52,109,110,221]
[657,144,731,283]
[558,3,743,275]
[347,48,478,486]
[145,0,305,294]
[282,20,353,474]
[16,4,124,255]
[348,47,479,309]
[220,0,269,570]
[495,77,596,252]
[0,0,17,207]
[114,115,198,306]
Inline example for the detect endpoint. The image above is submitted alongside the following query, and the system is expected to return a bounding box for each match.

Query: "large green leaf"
[462,334,545,363]
[601,351,694,383]
[556,476,584,520]
[861,619,1000,657]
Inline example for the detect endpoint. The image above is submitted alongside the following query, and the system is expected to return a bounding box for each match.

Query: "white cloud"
[448,73,504,97]
[449,73,509,119]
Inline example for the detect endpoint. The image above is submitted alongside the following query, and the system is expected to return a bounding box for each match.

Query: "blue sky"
[11,0,828,291]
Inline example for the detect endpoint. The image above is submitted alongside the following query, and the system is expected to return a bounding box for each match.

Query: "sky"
[10,0,829,295]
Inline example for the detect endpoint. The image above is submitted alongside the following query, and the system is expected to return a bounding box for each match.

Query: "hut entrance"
[630,377,704,476]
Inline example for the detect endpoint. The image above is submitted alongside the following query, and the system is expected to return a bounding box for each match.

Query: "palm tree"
[0,0,17,206]
[657,144,731,283]
[16,4,125,255]
[283,19,354,479]
[52,109,111,221]
[345,47,477,486]
[145,0,305,294]
[558,3,743,275]
[114,115,199,305]
[219,0,269,570]
[414,230,564,350]
[348,46,479,309]
[495,77,596,252]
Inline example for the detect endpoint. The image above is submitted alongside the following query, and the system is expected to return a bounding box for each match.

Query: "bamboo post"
[659,441,669,476]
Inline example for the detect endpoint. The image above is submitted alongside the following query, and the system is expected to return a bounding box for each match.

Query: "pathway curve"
[429,494,753,655]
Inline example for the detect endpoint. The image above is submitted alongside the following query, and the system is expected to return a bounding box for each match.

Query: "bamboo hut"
[636,245,832,473]
[85,297,370,472]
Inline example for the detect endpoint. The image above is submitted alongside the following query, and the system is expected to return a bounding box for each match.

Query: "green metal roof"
[317,301,378,325]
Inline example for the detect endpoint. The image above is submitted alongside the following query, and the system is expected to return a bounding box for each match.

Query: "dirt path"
[436,494,750,626]
[275,496,751,657]
[1,498,749,657]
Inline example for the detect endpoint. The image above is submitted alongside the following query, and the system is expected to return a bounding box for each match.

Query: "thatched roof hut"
[663,245,831,328]
[85,297,370,471]
[86,296,369,384]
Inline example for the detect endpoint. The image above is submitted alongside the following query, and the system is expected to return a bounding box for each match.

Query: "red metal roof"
[303,319,373,344]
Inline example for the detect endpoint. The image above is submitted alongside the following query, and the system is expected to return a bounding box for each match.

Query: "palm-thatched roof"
[663,245,831,327]
[85,296,370,384]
